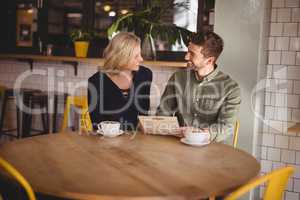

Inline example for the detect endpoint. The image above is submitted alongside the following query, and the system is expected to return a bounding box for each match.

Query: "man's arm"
[209,85,241,143]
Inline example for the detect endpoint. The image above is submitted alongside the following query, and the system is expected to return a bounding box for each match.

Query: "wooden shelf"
[0,54,187,76]
[288,123,300,133]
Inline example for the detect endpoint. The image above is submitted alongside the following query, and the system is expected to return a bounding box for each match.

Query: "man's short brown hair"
[190,31,224,59]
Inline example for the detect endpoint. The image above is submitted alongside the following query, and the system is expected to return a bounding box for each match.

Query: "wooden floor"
[0,135,16,145]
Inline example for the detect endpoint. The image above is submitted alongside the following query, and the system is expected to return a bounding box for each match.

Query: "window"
[10,0,215,59]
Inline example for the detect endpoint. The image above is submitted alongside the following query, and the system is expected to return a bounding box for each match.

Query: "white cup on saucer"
[97,121,122,137]
[183,128,210,144]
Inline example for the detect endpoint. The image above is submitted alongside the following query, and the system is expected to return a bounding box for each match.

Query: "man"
[156,31,241,144]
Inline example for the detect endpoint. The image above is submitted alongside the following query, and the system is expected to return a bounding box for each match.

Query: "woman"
[88,32,152,130]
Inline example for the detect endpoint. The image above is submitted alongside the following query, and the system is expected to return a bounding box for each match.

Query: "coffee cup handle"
[97,128,104,135]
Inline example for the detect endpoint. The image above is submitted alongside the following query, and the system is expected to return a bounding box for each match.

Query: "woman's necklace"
[107,71,133,90]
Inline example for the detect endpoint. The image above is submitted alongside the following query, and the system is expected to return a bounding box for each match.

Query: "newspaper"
[138,116,179,135]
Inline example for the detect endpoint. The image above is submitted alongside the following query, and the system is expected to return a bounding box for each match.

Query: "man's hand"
[174,127,209,138]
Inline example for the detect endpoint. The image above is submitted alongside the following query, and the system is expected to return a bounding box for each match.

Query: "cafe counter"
[0,54,187,76]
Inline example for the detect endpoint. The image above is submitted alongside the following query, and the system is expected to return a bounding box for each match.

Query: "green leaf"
[107,13,134,37]
[69,29,94,42]
[107,22,119,37]
[177,27,193,46]
[106,1,192,47]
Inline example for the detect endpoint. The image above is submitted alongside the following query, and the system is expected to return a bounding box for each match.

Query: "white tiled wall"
[261,0,300,199]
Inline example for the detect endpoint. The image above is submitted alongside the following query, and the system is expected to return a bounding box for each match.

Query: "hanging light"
[103,5,111,12]
[108,11,116,17]
[120,9,128,15]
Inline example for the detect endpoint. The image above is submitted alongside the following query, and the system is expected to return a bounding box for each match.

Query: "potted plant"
[107,0,193,60]
[70,29,94,58]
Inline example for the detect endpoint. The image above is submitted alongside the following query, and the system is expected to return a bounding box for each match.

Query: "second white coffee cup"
[184,129,210,143]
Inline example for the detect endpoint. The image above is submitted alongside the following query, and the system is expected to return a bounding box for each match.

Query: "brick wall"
[260,0,300,199]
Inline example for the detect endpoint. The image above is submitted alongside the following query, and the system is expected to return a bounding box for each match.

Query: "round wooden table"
[0,132,260,200]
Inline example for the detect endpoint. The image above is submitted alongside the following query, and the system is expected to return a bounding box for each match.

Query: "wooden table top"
[0,132,260,200]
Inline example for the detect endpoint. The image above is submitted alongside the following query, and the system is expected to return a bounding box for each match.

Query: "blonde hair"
[102,32,141,73]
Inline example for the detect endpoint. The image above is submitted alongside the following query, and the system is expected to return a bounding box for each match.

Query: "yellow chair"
[232,120,239,148]
[0,157,36,200]
[225,166,295,200]
[61,95,92,133]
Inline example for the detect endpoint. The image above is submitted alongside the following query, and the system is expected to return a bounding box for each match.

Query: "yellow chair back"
[0,157,36,200]
[61,95,92,133]
[233,120,239,148]
[225,166,294,200]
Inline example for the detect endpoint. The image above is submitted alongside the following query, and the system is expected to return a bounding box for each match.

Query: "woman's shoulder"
[88,71,104,82]
[136,66,152,81]
[139,65,152,73]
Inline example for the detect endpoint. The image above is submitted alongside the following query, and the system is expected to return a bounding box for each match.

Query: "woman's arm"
[88,76,102,130]
[136,67,153,115]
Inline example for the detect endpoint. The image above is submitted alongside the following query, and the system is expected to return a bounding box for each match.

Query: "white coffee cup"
[97,121,121,137]
[184,129,210,143]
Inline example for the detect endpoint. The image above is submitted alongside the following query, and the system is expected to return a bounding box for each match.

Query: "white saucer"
[96,129,124,137]
[180,138,210,147]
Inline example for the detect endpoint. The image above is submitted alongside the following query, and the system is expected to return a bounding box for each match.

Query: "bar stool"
[0,88,41,138]
[22,91,50,137]
[22,91,68,136]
